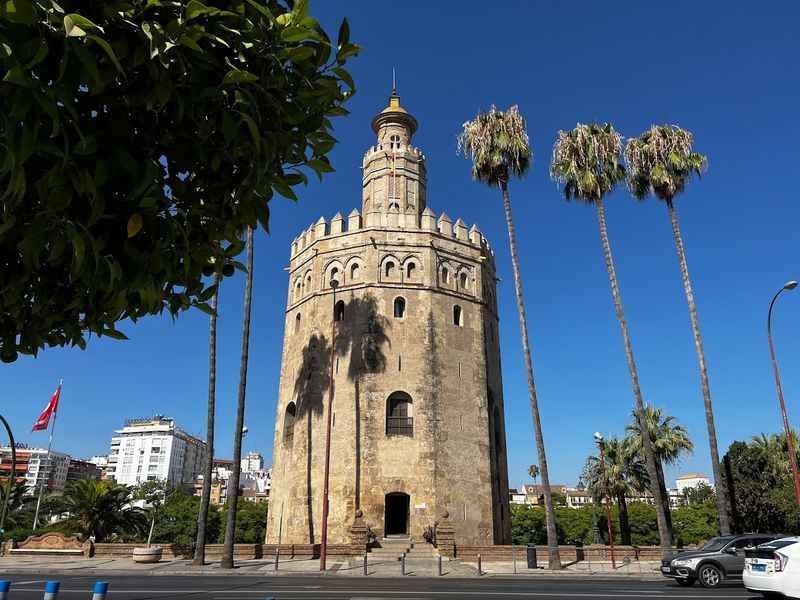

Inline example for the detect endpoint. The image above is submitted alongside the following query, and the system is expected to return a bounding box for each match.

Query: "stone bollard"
[91,582,109,600]
[43,581,60,600]
[0,581,9,600]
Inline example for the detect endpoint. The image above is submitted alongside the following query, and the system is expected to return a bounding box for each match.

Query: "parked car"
[743,537,800,598]
[661,534,783,588]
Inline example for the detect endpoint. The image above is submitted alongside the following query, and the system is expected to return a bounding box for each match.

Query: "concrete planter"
[132,546,163,563]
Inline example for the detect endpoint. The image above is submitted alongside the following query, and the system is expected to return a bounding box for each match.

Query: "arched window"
[385,261,396,278]
[388,201,400,211]
[453,305,463,327]
[283,402,296,446]
[294,280,302,300]
[393,297,406,319]
[459,272,469,291]
[390,134,401,150]
[305,273,312,292]
[442,267,450,285]
[294,313,301,333]
[329,267,339,287]
[406,262,416,279]
[334,300,345,322]
[386,392,413,436]
[350,263,361,281]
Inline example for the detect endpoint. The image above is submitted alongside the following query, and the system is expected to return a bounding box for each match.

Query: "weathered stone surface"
[266,90,511,547]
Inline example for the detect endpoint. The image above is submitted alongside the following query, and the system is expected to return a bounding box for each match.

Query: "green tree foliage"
[58,480,146,541]
[512,501,714,547]
[673,501,718,547]
[151,489,222,547]
[725,436,800,534]
[683,483,715,506]
[0,0,358,362]
[220,498,267,543]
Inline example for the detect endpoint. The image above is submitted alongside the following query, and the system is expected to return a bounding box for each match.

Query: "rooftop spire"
[392,67,397,95]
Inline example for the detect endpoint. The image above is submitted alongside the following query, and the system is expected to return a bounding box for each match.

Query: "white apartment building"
[241,451,264,473]
[675,472,711,494]
[106,416,207,488]
[0,445,70,494]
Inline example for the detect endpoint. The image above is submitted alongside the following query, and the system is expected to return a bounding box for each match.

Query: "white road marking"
[10,588,748,598]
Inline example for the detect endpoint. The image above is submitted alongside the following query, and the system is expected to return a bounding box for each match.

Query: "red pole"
[599,441,616,569]
[320,280,339,571]
[767,282,800,506]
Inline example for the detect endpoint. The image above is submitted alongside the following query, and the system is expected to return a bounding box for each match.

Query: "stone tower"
[265,89,511,546]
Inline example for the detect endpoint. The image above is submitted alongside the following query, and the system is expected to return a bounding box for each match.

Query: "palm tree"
[550,123,672,551]
[626,405,694,534]
[221,226,255,569]
[60,480,145,542]
[625,125,730,535]
[581,436,648,545]
[458,106,560,569]
[193,272,221,566]
[527,464,540,484]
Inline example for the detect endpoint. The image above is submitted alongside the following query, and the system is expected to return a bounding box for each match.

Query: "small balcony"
[386,417,413,437]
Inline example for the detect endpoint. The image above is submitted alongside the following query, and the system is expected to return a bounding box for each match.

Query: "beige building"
[265,89,511,546]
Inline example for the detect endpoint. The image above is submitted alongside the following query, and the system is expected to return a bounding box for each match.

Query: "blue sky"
[5,1,800,490]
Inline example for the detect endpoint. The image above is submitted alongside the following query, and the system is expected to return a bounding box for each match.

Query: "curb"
[0,567,663,581]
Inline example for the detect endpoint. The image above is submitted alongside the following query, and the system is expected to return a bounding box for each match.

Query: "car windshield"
[701,537,735,552]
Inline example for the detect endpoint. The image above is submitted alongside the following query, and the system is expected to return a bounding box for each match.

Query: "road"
[0,574,763,599]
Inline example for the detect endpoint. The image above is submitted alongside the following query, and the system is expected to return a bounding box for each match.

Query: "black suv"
[661,534,783,588]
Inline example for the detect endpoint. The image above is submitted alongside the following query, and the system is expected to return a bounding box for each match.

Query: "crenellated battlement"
[289,207,494,260]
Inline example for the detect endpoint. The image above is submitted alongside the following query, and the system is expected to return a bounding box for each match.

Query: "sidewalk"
[0,556,662,579]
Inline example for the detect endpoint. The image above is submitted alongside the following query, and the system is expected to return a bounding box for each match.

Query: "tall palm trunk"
[666,199,731,535]
[500,181,561,569]
[654,460,673,532]
[221,227,255,569]
[616,492,631,545]
[193,273,221,566]
[595,198,672,552]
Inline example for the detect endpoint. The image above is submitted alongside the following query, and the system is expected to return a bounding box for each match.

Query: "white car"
[744,537,800,598]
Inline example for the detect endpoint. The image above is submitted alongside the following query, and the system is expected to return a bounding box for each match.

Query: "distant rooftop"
[676,472,708,480]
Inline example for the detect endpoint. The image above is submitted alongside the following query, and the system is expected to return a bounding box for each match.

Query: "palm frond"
[457,105,532,186]
[549,123,625,204]
[624,124,708,202]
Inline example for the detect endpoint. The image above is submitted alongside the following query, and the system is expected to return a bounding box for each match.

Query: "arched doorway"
[384,492,410,536]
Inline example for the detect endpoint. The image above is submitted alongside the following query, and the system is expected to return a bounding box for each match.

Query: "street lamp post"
[767,280,800,506]
[594,432,616,570]
[0,416,17,535]
[320,278,339,571]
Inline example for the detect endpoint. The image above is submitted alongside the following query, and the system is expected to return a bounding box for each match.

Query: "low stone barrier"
[450,544,674,563]
[93,543,183,559]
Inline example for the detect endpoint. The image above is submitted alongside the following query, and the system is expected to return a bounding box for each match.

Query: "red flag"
[32,385,60,432]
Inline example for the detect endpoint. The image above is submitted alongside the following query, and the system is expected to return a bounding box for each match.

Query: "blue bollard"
[0,580,10,600]
[92,582,109,600]
[44,581,60,600]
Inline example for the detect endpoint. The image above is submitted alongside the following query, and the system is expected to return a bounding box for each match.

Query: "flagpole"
[33,379,61,531]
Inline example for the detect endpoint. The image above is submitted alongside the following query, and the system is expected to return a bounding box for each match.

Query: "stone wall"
[267,215,510,546]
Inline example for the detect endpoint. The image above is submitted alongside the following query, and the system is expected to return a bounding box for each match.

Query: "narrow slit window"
[453,305,463,327]
[407,262,416,279]
[393,296,406,318]
[385,261,396,277]
[334,300,345,322]
[459,272,468,290]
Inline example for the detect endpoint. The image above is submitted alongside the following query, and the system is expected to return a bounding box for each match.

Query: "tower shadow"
[332,294,391,512]
[293,332,331,545]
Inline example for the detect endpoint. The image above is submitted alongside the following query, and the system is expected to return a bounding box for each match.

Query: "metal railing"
[386,417,413,436]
